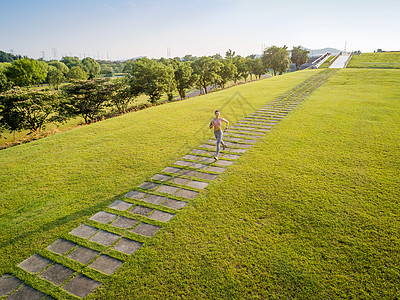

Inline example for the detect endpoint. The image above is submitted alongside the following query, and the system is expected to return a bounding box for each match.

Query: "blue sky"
[1,0,399,60]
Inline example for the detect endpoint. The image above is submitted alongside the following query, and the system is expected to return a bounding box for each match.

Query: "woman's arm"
[209,119,214,129]
[222,118,229,131]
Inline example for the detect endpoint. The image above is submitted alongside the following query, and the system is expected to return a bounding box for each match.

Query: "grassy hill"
[348,52,400,69]
[94,68,400,299]
[0,70,315,274]
[1,68,399,299]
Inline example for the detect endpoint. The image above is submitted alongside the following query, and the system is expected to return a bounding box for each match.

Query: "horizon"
[1,0,399,61]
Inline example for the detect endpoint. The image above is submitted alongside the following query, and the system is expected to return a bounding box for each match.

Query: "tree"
[225,49,236,60]
[5,58,48,87]
[47,67,65,90]
[181,54,197,62]
[82,57,100,78]
[291,46,309,70]
[62,79,114,123]
[217,59,237,89]
[262,45,291,76]
[232,56,248,83]
[0,88,66,133]
[67,66,88,81]
[252,58,265,79]
[174,61,197,100]
[0,72,12,92]
[108,77,135,113]
[192,57,222,94]
[47,60,69,76]
[129,58,175,104]
[0,51,22,63]
[60,56,82,69]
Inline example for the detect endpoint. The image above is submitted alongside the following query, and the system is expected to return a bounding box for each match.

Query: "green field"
[1,68,399,299]
[348,52,400,69]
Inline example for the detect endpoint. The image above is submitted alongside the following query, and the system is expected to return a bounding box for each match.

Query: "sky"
[1,0,399,60]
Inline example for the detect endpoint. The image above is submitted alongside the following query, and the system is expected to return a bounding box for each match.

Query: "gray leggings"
[214,130,224,155]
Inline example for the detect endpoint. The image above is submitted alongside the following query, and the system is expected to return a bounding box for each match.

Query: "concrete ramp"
[329,52,352,68]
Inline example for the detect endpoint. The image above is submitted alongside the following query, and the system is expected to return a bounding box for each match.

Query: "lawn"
[1,68,399,299]
[92,69,400,299]
[0,69,316,276]
[347,52,400,69]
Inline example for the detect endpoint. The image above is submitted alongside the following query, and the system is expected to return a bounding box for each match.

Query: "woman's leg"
[214,130,222,156]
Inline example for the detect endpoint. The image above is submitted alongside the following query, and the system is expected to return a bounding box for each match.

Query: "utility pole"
[42,51,45,60]
[344,41,347,53]
[167,47,171,58]
[52,48,57,60]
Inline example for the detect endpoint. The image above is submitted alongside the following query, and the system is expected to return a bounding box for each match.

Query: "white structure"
[329,52,353,68]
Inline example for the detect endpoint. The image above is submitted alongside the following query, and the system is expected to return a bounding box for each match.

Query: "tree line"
[0,46,309,139]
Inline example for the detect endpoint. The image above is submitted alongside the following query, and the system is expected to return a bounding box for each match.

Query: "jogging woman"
[209,110,229,160]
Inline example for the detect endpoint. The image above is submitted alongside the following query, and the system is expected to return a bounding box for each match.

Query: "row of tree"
[0,56,101,92]
[0,46,310,138]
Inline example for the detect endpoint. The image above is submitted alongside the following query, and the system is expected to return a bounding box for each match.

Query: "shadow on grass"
[0,194,123,251]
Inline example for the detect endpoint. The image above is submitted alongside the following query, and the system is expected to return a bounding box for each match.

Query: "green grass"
[319,55,335,68]
[0,70,316,274]
[348,52,400,69]
[91,69,400,299]
[2,68,399,299]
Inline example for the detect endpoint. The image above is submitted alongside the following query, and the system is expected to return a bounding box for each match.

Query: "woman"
[209,110,229,160]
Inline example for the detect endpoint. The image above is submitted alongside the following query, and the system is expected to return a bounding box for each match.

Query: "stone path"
[0,69,336,299]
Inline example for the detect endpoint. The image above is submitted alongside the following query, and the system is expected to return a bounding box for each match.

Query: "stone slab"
[62,274,101,298]
[89,230,120,246]
[174,160,192,167]
[198,157,215,163]
[148,210,175,222]
[223,154,241,160]
[225,137,241,142]
[66,246,99,265]
[89,211,117,224]
[151,174,172,181]
[129,205,153,216]
[113,238,142,255]
[125,190,148,200]
[131,223,160,237]
[186,181,209,189]
[143,194,167,205]
[179,169,200,177]
[182,154,200,160]
[69,224,98,239]
[175,189,198,199]
[89,255,123,275]
[191,149,207,155]
[156,185,180,194]
[162,166,182,173]
[39,263,75,286]
[235,144,253,148]
[7,284,46,300]
[215,160,234,166]
[197,173,218,180]
[109,200,133,211]
[46,239,76,255]
[191,163,208,170]
[256,128,271,132]
[246,135,262,139]
[199,144,214,149]
[111,216,138,229]
[18,254,52,274]
[162,199,187,209]
[169,177,190,185]
[138,182,160,190]
[241,139,257,144]
[207,166,226,173]
[0,275,22,297]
